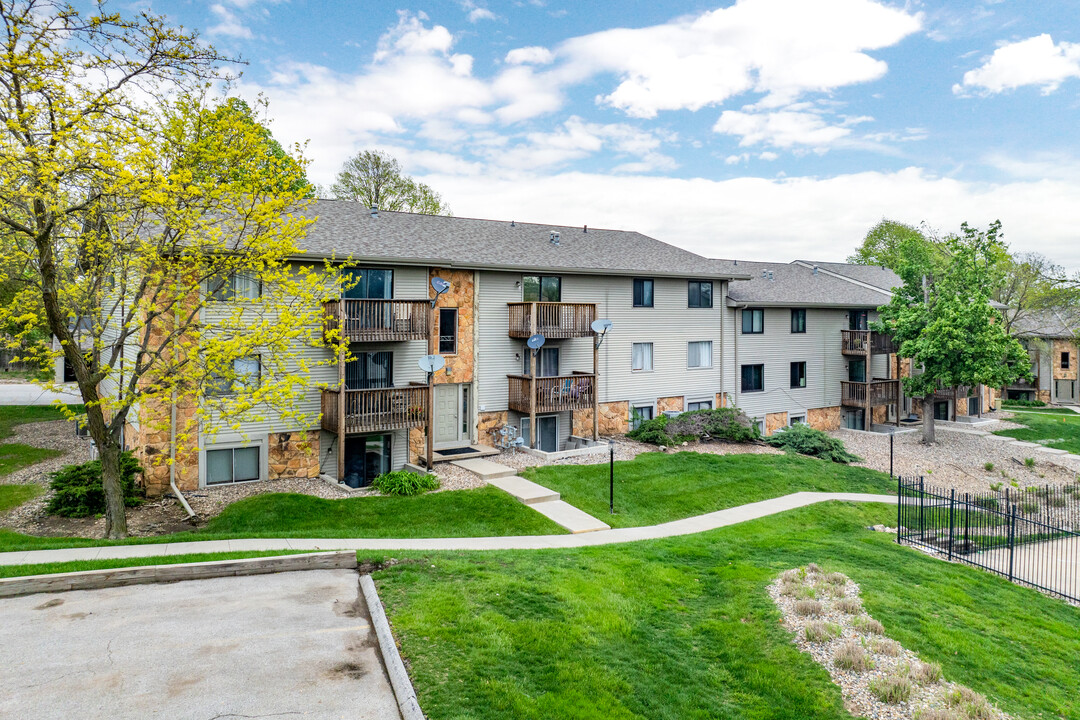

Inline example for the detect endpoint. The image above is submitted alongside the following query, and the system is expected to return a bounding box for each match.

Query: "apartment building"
[117,202,749,492]
[1008,310,1079,405]
[721,260,998,433]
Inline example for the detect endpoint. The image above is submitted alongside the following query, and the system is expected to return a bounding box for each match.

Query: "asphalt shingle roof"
[794,260,903,292]
[298,201,749,279]
[721,260,894,307]
[1011,309,1080,338]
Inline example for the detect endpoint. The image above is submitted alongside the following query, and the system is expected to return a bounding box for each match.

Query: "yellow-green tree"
[0,1,342,538]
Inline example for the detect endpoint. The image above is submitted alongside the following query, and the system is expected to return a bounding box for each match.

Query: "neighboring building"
[1008,310,1079,405]
[721,260,998,433]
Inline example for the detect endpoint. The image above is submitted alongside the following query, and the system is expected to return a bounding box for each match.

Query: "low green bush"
[765,423,860,464]
[1002,399,1046,407]
[627,407,759,447]
[373,470,440,496]
[46,452,144,518]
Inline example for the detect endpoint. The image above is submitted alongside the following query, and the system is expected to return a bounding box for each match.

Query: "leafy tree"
[875,221,1032,443]
[0,2,342,538]
[330,150,451,215]
[847,219,947,274]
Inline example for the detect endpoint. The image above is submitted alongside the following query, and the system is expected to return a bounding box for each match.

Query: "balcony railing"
[841,329,896,356]
[935,385,973,401]
[321,385,427,435]
[507,372,595,413]
[323,299,429,343]
[507,302,597,339]
[841,379,900,407]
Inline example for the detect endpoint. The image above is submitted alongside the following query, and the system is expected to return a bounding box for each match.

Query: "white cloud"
[459,1,497,23]
[209,3,253,39]
[505,46,555,65]
[759,151,779,161]
[713,108,872,149]
[955,34,1080,95]
[558,0,921,117]
[416,168,1080,272]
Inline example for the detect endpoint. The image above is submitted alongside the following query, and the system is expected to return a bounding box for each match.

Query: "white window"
[206,446,260,485]
[208,356,261,397]
[687,400,713,412]
[632,342,654,372]
[789,415,806,426]
[687,341,713,369]
[631,405,654,430]
[208,272,260,301]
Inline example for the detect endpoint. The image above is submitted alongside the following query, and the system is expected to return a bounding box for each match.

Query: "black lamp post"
[609,439,615,515]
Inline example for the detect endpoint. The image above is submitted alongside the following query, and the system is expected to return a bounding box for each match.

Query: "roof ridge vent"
[370,205,378,218]
[813,265,819,275]
[550,230,560,246]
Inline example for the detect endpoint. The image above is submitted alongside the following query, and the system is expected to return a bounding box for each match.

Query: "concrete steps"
[485,475,560,505]
[450,457,517,480]
[531,500,611,534]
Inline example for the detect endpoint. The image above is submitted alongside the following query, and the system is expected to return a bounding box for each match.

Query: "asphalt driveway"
[1,569,402,719]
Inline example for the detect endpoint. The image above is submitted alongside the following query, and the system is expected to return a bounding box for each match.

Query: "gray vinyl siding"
[199,263,429,441]
[475,271,726,414]
[730,307,893,422]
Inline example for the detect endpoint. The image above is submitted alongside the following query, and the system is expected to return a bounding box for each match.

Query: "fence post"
[896,477,902,544]
[919,477,925,542]
[948,488,955,561]
[963,492,970,551]
[1007,503,1017,583]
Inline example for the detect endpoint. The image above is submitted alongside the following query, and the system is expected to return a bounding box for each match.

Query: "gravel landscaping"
[770,565,1009,720]
[834,414,1080,495]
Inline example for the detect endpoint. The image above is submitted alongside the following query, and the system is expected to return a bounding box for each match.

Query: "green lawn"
[995,409,1080,454]
[521,451,895,528]
[374,502,1079,720]
[0,404,81,439]
[0,484,43,513]
[0,486,567,552]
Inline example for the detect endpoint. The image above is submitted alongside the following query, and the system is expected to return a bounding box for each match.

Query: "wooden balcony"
[935,385,973,401]
[320,385,427,435]
[323,299,429,343]
[507,302,597,339]
[507,372,596,414]
[841,329,896,356]
[841,379,900,407]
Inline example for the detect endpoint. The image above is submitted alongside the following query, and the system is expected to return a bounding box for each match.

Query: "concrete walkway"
[0,382,82,405]
[0,491,894,566]
[452,457,611,533]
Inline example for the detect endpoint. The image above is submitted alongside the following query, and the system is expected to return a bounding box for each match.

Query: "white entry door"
[434,384,466,449]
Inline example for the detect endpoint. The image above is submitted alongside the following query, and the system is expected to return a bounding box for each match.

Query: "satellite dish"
[418,354,446,373]
[526,334,546,350]
[431,277,451,295]
[591,319,612,334]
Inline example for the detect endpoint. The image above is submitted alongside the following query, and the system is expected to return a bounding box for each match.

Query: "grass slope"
[0,405,81,439]
[0,484,43,513]
[0,486,566,552]
[374,502,1079,720]
[995,409,1080,454]
[522,451,895,528]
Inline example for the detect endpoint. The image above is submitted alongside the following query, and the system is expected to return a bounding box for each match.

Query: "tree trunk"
[99,439,128,539]
[922,397,936,445]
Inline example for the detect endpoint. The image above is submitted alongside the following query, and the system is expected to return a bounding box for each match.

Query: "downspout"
[170,388,196,519]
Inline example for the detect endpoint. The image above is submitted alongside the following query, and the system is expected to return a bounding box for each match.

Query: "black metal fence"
[897,477,1080,603]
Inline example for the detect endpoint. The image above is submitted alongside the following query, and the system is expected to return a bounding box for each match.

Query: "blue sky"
[151,0,1080,270]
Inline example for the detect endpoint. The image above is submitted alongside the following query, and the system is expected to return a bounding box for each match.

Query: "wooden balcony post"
[337,300,346,483]
[529,302,537,448]
[427,302,435,468]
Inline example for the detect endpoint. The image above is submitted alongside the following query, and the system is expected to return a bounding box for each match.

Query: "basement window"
[207,446,260,485]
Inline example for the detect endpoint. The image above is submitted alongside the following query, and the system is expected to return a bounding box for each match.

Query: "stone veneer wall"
[1053,339,1078,381]
[268,431,320,479]
[430,268,476,385]
[408,427,425,465]
[872,406,889,424]
[594,401,630,435]
[478,410,508,446]
[765,411,788,436]
[807,406,841,432]
[132,396,200,495]
[657,396,684,414]
[715,392,728,408]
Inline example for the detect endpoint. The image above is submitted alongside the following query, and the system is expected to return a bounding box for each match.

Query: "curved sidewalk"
[0,492,895,567]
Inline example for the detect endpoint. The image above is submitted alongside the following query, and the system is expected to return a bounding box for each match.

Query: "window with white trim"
[632,342,654,371]
[206,446,260,485]
[207,356,261,397]
[631,405,654,430]
[687,400,713,412]
[208,272,260,301]
[687,341,713,369]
